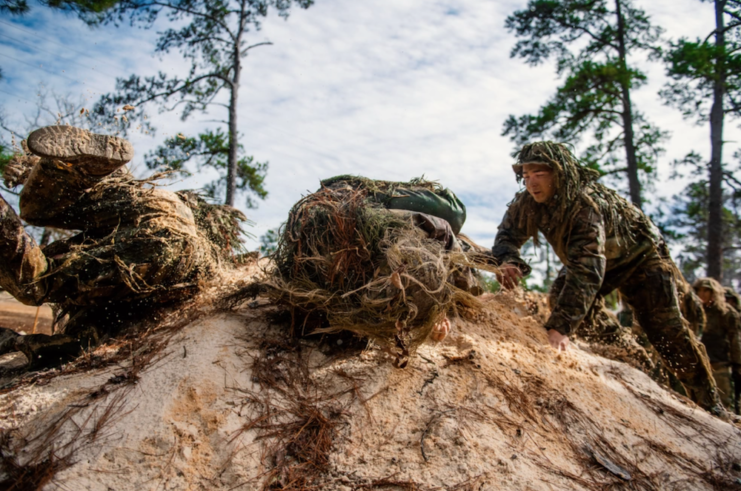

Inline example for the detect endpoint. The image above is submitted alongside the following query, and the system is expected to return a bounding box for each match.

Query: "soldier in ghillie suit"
[0,126,246,368]
[491,141,723,414]
[694,278,741,414]
[270,175,492,366]
[726,286,741,314]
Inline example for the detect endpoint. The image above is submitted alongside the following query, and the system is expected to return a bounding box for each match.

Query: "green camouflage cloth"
[0,126,244,368]
[492,141,720,412]
[694,278,741,413]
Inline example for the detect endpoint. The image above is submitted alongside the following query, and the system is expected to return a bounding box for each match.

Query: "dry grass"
[267,183,496,366]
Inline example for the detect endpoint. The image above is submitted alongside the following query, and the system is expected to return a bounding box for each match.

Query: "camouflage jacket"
[701,304,741,367]
[493,186,661,335]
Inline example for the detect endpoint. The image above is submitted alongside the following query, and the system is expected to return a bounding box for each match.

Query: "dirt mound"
[0,267,739,490]
[0,292,54,335]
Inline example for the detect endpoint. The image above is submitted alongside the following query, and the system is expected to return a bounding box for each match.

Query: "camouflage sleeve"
[492,204,532,276]
[545,206,606,335]
[728,310,741,370]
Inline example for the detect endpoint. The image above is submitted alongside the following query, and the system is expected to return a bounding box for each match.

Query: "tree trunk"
[707,0,727,280]
[615,0,642,208]
[225,15,244,207]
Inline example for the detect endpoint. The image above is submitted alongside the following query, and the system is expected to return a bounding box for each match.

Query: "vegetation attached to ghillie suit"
[176,190,250,261]
[510,141,658,258]
[6,171,252,371]
[268,176,496,366]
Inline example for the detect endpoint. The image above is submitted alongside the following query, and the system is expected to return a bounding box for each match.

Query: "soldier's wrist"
[545,318,570,336]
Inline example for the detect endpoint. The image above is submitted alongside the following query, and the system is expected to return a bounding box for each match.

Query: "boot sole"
[27,126,134,170]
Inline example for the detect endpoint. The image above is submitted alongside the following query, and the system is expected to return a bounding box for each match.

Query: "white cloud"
[0,0,736,256]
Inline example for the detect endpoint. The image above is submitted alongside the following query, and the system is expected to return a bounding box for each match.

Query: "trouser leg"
[548,268,622,339]
[711,363,735,412]
[0,194,49,305]
[620,254,720,411]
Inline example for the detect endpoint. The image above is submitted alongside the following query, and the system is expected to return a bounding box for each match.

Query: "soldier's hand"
[431,316,451,342]
[547,329,570,351]
[497,263,522,290]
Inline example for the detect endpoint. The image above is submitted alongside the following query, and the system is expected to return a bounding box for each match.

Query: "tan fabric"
[711,363,735,413]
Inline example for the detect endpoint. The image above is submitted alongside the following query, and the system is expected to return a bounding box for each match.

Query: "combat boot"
[26,125,134,176]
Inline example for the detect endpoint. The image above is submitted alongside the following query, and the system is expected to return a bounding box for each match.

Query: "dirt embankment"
[0,273,739,490]
[0,292,54,335]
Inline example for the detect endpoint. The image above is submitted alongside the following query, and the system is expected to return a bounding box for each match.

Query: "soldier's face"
[696,287,714,306]
[521,163,556,203]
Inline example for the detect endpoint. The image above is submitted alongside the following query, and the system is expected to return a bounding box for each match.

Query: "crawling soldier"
[491,141,723,415]
[0,126,245,367]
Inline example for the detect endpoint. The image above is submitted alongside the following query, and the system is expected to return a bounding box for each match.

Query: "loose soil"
[0,266,739,490]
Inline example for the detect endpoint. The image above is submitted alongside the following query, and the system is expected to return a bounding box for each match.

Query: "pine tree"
[503,0,666,207]
[661,0,741,280]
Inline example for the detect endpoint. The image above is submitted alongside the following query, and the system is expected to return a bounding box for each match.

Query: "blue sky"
[0,0,736,256]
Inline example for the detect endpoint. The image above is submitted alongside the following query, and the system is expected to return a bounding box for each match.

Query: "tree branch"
[136,1,235,41]
[241,41,273,56]
[724,170,741,189]
[569,23,619,52]
[702,21,741,44]
[131,72,233,108]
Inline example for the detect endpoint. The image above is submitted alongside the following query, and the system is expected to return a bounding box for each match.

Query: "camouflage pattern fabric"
[321,175,467,235]
[492,141,721,412]
[726,287,741,313]
[324,176,482,295]
[1,160,204,310]
[711,363,737,413]
[0,126,235,367]
[694,278,741,413]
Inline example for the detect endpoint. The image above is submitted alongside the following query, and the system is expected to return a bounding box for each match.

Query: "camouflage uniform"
[694,278,741,413]
[321,176,485,293]
[726,287,741,314]
[492,142,721,412]
[0,126,240,367]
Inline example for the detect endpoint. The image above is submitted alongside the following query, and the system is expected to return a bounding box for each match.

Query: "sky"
[0,0,737,259]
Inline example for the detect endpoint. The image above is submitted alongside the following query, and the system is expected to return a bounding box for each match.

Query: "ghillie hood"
[694,277,729,312]
[509,141,651,256]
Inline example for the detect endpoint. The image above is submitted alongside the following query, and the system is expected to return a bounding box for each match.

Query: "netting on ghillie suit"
[2,152,250,366]
[269,176,498,366]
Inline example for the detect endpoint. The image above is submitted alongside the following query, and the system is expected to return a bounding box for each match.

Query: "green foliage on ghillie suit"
[176,190,249,260]
[269,176,494,366]
[511,141,656,258]
[43,175,249,336]
[0,131,249,368]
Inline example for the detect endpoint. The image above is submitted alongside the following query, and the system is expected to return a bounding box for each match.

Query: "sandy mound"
[0,269,740,490]
[0,292,54,335]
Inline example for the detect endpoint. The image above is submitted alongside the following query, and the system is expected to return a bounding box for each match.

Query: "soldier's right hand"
[547,329,570,351]
[497,263,523,290]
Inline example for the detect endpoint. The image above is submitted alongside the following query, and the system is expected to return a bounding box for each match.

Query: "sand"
[0,273,739,490]
[0,291,54,335]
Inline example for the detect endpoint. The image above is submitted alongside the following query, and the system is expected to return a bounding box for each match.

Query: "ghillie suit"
[493,141,722,413]
[269,176,494,367]
[726,286,741,314]
[694,278,741,414]
[546,274,674,386]
[0,126,246,368]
